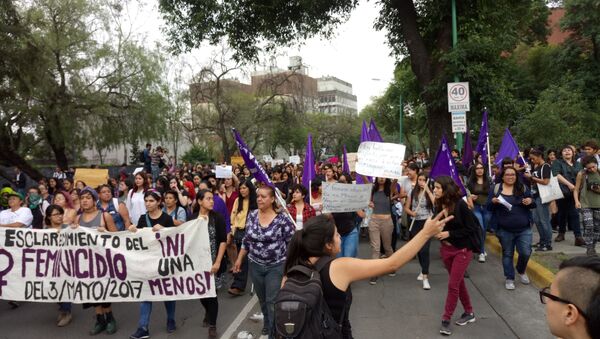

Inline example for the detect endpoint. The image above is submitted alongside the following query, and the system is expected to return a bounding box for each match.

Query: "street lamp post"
[452,0,463,151]
[399,94,403,144]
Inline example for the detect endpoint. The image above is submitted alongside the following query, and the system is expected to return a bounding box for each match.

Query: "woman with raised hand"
[233,185,295,339]
[281,212,452,339]
[128,190,177,339]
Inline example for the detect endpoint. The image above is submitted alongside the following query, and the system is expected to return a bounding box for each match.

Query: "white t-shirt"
[126,190,147,226]
[295,212,304,231]
[0,207,33,228]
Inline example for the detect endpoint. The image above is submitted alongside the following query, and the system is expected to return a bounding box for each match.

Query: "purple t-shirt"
[242,210,295,265]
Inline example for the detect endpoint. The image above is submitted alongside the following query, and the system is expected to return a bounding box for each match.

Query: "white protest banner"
[322,183,372,213]
[0,219,215,303]
[289,155,300,164]
[347,152,358,172]
[355,142,406,179]
[271,159,284,167]
[215,165,233,178]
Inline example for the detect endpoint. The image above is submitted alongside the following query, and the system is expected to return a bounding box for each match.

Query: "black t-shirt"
[137,211,175,228]
[531,163,551,194]
[332,212,356,236]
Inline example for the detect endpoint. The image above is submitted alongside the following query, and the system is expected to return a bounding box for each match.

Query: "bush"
[182,146,212,164]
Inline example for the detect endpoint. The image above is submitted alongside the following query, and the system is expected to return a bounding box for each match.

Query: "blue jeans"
[472,204,491,253]
[58,302,71,313]
[249,260,284,338]
[138,301,176,330]
[338,227,359,258]
[532,196,552,247]
[151,165,160,183]
[496,228,532,280]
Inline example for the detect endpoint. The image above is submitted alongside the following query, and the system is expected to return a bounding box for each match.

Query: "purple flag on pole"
[342,144,350,174]
[369,118,383,142]
[356,121,371,184]
[430,135,467,195]
[475,110,489,164]
[462,131,474,167]
[495,128,525,166]
[302,133,315,190]
[232,129,274,188]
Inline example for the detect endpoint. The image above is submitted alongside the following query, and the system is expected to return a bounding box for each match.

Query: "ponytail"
[284,215,336,275]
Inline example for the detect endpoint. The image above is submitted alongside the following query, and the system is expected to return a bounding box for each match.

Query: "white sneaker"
[417,273,424,281]
[249,312,264,322]
[388,272,397,277]
[478,253,486,263]
[505,279,515,290]
[519,273,530,285]
[423,279,431,290]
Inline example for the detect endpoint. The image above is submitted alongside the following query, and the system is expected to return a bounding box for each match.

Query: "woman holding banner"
[433,176,480,336]
[233,185,295,338]
[367,177,396,285]
[196,189,227,338]
[333,174,359,258]
[52,191,77,225]
[129,190,177,339]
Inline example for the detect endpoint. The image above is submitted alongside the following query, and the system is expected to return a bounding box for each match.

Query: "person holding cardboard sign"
[367,177,397,285]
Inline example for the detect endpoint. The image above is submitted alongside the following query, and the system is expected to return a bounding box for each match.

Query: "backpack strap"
[287,265,317,279]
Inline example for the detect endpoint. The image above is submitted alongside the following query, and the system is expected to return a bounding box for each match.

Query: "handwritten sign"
[289,155,301,164]
[322,183,372,213]
[215,165,233,178]
[74,168,109,188]
[347,152,358,172]
[0,220,215,302]
[355,142,406,179]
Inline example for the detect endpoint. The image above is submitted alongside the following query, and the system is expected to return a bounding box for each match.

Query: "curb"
[485,234,554,288]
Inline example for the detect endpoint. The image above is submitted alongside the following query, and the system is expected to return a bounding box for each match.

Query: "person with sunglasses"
[540,256,600,339]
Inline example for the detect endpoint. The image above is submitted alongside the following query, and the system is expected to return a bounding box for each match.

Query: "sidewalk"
[231,239,552,339]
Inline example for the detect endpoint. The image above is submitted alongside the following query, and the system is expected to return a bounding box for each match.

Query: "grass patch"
[531,252,574,274]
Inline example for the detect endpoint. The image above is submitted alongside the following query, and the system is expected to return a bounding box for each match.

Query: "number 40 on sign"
[447,82,470,112]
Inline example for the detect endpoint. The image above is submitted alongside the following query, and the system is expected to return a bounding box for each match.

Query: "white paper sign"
[322,183,372,213]
[355,142,406,179]
[271,159,284,167]
[347,153,358,172]
[133,167,144,175]
[215,165,233,178]
[0,220,215,302]
[289,155,301,164]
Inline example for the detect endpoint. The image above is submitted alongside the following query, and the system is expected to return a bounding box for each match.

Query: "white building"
[317,76,358,115]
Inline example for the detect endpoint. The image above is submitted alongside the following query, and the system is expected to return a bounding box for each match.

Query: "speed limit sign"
[447,82,470,112]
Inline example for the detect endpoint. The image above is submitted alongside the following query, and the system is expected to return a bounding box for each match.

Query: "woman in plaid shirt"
[287,184,317,230]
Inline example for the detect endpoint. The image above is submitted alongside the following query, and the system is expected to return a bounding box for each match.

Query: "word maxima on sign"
[0,219,216,303]
[447,82,470,112]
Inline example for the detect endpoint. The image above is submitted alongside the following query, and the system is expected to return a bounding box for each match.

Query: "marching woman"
[127,172,149,226]
[228,179,258,296]
[233,185,295,338]
[282,212,453,339]
[286,184,316,231]
[574,155,600,256]
[129,190,177,339]
[97,184,132,231]
[404,173,435,289]
[466,162,492,261]
[195,189,227,338]
[367,177,396,285]
[52,191,77,226]
[432,176,480,336]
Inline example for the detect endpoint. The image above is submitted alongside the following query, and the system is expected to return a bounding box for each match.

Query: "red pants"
[441,243,474,320]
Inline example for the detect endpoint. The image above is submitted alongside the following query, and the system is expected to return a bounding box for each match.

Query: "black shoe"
[455,312,476,326]
[536,245,552,252]
[440,320,452,336]
[587,248,598,256]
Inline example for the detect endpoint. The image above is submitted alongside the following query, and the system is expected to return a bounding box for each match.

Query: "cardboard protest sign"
[355,142,406,179]
[322,182,372,213]
[74,168,109,188]
[0,219,215,302]
[215,165,233,178]
[346,152,358,172]
[230,156,244,167]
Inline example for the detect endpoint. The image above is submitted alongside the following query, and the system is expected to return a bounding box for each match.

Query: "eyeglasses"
[50,213,64,217]
[539,287,587,319]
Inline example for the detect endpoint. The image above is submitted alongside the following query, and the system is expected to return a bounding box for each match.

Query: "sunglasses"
[539,287,587,319]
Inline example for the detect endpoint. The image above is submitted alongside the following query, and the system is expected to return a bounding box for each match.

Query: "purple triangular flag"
[475,110,489,165]
[495,128,525,166]
[430,135,467,195]
[342,145,350,174]
[232,129,274,188]
[369,118,383,142]
[462,131,474,168]
[302,133,315,191]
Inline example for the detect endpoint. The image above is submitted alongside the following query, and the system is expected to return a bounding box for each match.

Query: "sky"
[131,0,397,112]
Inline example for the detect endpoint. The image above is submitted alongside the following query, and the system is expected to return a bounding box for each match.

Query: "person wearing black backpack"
[275,211,453,339]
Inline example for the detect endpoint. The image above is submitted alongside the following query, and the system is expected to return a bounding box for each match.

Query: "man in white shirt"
[0,190,33,228]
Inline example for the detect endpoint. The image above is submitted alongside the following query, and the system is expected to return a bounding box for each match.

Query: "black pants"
[231,230,249,290]
[409,219,431,275]
[557,196,581,236]
[200,297,218,326]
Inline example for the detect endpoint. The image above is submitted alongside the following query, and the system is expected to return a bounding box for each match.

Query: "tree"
[159,0,548,155]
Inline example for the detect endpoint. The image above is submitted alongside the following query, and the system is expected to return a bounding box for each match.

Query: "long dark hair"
[501,167,525,197]
[372,177,391,198]
[284,215,336,274]
[434,176,462,213]
[130,172,149,198]
[194,189,212,215]
[44,204,64,227]
[237,179,257,213]
[467,162,489,189]
[411,173,433,211]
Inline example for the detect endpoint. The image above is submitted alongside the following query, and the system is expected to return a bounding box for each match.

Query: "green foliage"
[182,146,212,164]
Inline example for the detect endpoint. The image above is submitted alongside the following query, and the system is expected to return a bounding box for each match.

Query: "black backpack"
[274,257,345,339]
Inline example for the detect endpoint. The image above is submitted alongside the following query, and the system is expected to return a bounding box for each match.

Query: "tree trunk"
[0,147,44,181]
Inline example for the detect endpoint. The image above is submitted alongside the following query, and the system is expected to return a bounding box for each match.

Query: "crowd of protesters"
[0,139,599,339]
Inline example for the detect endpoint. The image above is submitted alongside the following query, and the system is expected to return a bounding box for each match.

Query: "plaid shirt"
[287,203,316,224]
